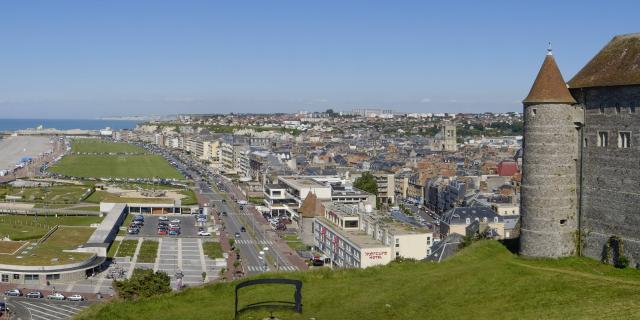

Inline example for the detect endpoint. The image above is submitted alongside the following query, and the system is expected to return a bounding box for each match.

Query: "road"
[197,181,269,276]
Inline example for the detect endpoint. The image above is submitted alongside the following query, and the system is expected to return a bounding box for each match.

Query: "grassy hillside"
[75,241,640,320]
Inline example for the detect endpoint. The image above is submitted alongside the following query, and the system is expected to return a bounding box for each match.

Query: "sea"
[0,119,140,132]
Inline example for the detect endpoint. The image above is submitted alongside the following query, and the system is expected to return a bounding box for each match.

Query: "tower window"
[618,131,631,149]
[560,219,567,225]
[531,108,537,116]
[599,105,605,114]
[615,104,621,114]
[631,105,637,114]
[598,131,609,147]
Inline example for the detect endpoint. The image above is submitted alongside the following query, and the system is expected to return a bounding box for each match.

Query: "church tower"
[520,48,583,258]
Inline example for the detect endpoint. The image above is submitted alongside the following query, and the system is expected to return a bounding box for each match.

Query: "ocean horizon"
[0,118,140,131]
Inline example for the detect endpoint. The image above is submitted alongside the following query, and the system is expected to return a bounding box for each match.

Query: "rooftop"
[569,33,640,88]
[523,50,576,105]
[279,176,328,189]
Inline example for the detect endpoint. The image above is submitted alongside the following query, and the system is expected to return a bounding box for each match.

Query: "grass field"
[108,240,121,258]
[202,241,223,259]
[0,227,94,266]
[71,139,146,154]
[0,241,26,254]
[50,154,182,179]
[136,240,159,263]
[115,240,138,257]
[0,185,91,204]
[75,240,640,320]
[86,191,174,204]
[0,215,104,241]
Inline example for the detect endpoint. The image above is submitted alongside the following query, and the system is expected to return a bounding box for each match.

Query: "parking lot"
[8,297,91,320]
[127,215,201,238]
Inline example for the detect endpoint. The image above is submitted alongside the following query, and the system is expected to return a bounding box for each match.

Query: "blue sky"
[0,1,638,118]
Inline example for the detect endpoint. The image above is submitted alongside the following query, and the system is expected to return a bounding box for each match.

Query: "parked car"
[170,219,181,224]
[169,223,180,229]
[68,294,84,301]
[127,228,140,235]
[169,229,180,236]
[158,216,169,221]
[26,291,43,299]
[47,293,65,300]
[157,229,168,235]
[222,211,228,216]
[134,215,144,222]
[0,301,6,311]
[198,231,211,236]
[4,289,21,297]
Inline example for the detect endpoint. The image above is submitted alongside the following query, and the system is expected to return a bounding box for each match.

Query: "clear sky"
[1,1,638,118]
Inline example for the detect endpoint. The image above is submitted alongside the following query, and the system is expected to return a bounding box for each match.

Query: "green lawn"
[202,241,223,259]
[179,189,198,205]
[0,227,94,266]
[1,185,91,204]
[75,241,640,320]
[282,234,306,251]
[136,240,159,263]
[86,191,174,204]
[50,154,183,179]
[108,240,121,258]
[115,240,139,257]
[71,139,147,154]
[0,215,103,241]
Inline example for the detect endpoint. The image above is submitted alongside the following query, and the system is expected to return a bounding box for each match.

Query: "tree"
[113,269,171,301]
[354,172,378,195]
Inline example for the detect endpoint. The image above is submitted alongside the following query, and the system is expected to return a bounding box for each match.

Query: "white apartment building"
[313,203,433,268]
[263,176,375,218]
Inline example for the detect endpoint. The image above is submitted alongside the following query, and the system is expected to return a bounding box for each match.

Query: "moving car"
[4,289,21,296]
[47,292,65,300]
[68,294,84,301]
[240,226,246,232]
[26,291,43,299]
[198,230,211,236]
[234,232,241,238]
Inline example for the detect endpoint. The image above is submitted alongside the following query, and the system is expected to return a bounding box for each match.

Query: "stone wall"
[520,103,583,257]
[571,85,640,266]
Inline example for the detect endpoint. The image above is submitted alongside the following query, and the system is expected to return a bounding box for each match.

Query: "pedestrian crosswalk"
[235,239,274,245]
[246,264,299,272]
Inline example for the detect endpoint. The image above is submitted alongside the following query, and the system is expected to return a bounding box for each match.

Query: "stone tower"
[520,48,583,258]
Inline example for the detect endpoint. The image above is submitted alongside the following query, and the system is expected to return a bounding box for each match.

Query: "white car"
[170,219,181,224]
[68,294,84,301]
[47,293,65,300]
[158,216,169,221]
[169,223,180,229]
[198,231,211,236]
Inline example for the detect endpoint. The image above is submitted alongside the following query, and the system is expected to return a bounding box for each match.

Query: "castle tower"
[520,48,583,258]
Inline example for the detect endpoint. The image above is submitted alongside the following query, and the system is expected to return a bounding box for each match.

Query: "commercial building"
[313,203,433,268]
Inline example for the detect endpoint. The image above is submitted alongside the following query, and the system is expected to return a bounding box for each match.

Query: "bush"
[113,269,171,301]
[615,256,630,269]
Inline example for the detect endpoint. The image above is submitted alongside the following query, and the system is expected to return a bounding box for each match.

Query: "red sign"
[364,251,388,260]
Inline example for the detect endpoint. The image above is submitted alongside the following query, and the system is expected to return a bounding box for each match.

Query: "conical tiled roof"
[300,192,324,218]
[523,52,576,105]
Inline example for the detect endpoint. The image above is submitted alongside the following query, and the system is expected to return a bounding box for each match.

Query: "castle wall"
[520,103,582,257]
[571,85,640,266]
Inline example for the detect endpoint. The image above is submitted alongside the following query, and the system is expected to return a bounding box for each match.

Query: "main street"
[157,145,300,276]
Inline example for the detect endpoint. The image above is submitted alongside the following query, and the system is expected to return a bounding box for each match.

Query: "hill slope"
[75,241,640,320]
